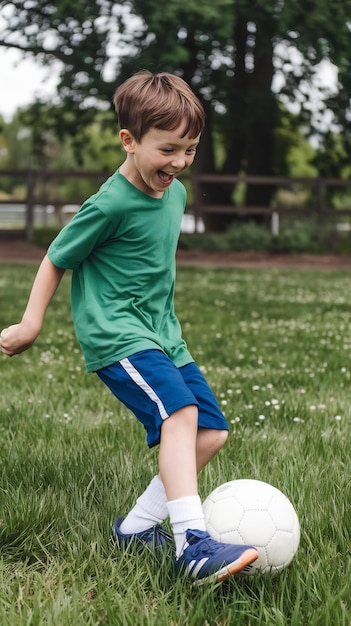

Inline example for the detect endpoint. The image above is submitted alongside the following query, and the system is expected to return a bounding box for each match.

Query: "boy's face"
[119,125,201,198]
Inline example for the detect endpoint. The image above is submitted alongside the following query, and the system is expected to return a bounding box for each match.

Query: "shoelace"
[186,534,221,558]
[153,525,173,544]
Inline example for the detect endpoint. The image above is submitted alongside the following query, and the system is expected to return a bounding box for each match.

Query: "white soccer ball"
[203,479,300,575]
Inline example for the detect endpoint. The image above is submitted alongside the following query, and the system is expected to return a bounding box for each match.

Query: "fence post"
[25,169,35,241]
[191,173,201,233]
[271,212,279,236]
[316,178,325,213]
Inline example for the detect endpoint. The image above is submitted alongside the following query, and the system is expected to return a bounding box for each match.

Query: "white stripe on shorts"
[119,357,169,421]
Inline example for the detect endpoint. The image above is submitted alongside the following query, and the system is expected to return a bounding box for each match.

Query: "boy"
[0,71,258,583]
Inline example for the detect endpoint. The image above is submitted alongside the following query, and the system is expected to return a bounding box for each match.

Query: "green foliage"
[225,222,274,251]
[1,0,351,231]
[1,263,351,624]
[271,222,320,254]
[0,112,33,170]
[32,226,61,248]
[0,107,124,202]
[1,0,351,181]
[179,217,351,255]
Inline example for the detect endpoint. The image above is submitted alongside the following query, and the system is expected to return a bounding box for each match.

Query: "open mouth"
[158,170,174,184]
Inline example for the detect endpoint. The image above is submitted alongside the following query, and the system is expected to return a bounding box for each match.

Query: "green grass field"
[0,263,350,625]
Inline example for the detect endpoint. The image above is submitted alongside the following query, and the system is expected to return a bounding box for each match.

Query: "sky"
[1,48,61,121]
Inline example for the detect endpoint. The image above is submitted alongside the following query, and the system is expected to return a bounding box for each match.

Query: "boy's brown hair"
[113,71,205,141]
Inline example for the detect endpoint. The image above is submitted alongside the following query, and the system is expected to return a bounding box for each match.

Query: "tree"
[118,0,351,227]
[1,0,351,229]
[0,105,124,208]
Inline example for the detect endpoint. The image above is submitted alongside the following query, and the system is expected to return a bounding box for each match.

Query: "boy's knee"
[172,404,198,420]
[164,404,198,430]
[199,427,228,451]
[215,429,229,449]
[221,429,229,444]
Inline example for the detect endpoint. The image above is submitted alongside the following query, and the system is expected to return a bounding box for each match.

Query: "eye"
[161,148,174,154]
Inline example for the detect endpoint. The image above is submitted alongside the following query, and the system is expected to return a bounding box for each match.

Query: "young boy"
[0,71,258,583]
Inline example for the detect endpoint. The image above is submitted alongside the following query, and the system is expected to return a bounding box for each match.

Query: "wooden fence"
[1,168,351,239]
[0,169,109,240]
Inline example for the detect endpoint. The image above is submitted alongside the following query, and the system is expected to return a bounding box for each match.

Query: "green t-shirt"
[47,171,193,372]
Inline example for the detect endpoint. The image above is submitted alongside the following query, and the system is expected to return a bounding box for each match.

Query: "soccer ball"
[203,479,300,575]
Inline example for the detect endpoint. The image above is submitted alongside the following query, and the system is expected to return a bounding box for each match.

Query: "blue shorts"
[97,349,228,448]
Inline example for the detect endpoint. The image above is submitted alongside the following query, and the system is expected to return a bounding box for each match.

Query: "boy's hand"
[0,322,39,356]
[0,255,64,358]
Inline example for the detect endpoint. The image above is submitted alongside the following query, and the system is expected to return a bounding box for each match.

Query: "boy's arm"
[0,254,65,357]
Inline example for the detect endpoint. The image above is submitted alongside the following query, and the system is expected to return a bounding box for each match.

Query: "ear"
[119,129,137,154]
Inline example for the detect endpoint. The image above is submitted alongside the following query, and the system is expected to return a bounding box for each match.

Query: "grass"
[0,263,350,625]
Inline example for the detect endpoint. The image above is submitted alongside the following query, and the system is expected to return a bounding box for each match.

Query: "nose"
[171,153,187,170]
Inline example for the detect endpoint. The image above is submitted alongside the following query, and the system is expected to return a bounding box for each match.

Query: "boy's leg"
[98,352,258,579]
[158,404,207,555]
[97,352,201,541]
[118,474,168,534]
[159,405,258,582]
[158,404,198,499]
[100,352,229,536]
[119,426,228,536]
[160,361,229,554]
[196,427,229,473]
[122,358,230,532]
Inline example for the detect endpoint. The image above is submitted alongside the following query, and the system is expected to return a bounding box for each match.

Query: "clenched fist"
[0,322,39,356]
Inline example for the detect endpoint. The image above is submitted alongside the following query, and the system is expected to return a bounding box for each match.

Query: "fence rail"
[192,173,351,218]
[1,168,351,239]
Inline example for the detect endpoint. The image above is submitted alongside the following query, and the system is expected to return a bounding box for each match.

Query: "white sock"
[120,475,168,534]
[167,495,206,558]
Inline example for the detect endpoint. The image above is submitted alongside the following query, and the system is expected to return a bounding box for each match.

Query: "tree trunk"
[202,11,278,230]
[245,24,277,213]
[198,14,249,231]
[192,102,235,231]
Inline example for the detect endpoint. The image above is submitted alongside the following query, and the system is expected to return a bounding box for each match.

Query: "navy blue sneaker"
[112,517,174,550]
[175,529,258,583]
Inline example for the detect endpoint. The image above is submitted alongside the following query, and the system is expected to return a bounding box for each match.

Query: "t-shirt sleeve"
[47,201,117,270]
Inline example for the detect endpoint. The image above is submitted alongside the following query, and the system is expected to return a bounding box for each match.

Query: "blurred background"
[1,0,351,252]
